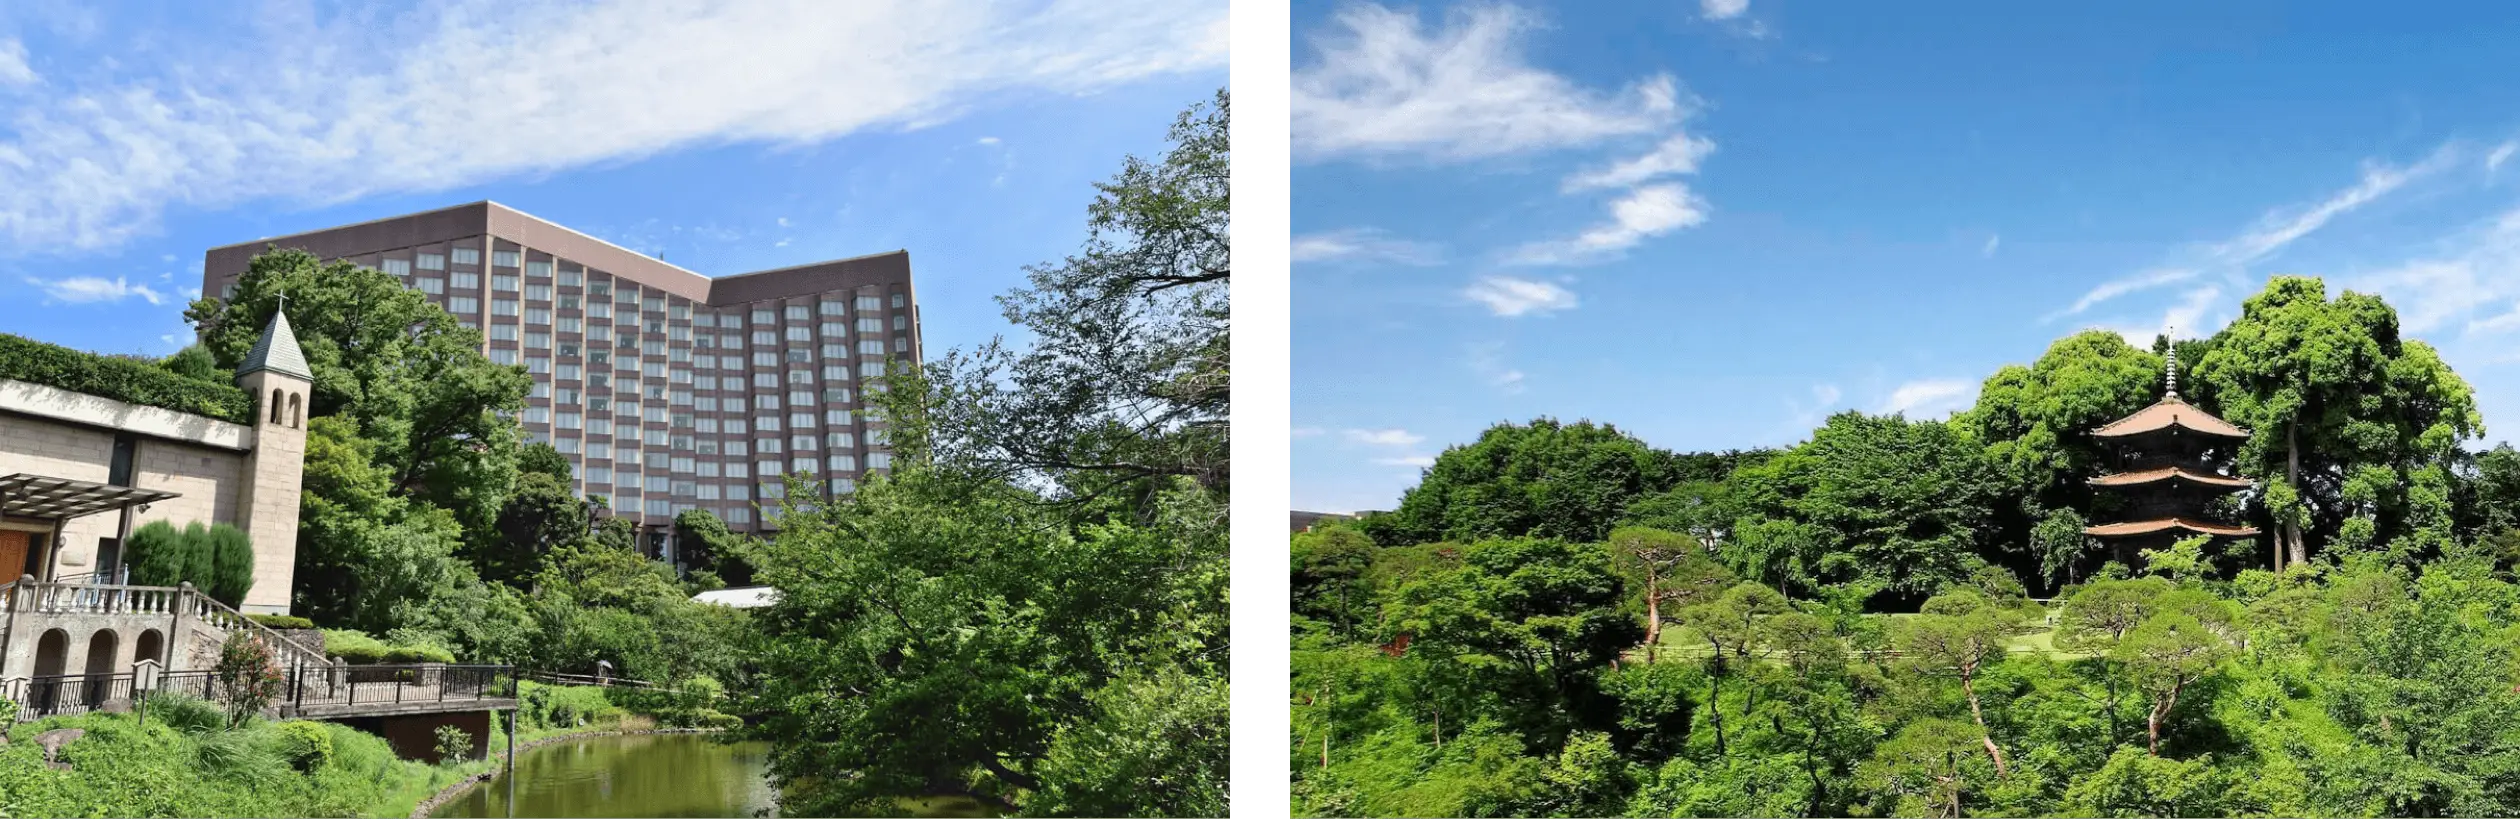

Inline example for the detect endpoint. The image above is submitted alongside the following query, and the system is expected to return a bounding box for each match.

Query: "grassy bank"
[0,695,501,818]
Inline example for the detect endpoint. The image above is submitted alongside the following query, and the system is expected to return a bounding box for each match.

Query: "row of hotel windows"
[590,495,855,525]
[382,258,907,314]
[536,430,888,461]
[571,453,889,484]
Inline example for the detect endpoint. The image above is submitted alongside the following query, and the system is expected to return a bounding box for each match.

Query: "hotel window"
[785,349,811,364]
[726,441,749,458]
[790,433,815,449]
[559,364,581,381]
[645,428,668,446]
[448,296,480,315]
[671,456,695,473]
[758,437,783,454]
[856,296,881,311]
[588,441,613,460]
[668,324,689,341]
[890,294,904,308]
[820,323,846,339]
[786,327,811,342]
[722,333,742,349]
[893,315,907,330]
[589,282,612,299]
[558,412,582,430]
[643,361,666,378]
[671,304,691,320]
[757,460,783,477]
[696,439,720,456]
[525,331,551,349]
[587,466,612,484]
[696,418,719,433]
[527,308,552,326]
[727,463,750,479]
[787,370,812,384]
[820,299,846,316]
[788,390,813,406]
[757,416,782,432]
[642,340,666,356]
[824,387,851,404]
[858,340,885,356]
[617,288,640,305]
[828,432,855,449]
[381,258,411,276]
[760,482,786,500]
[753,373,777,389]
[527,357,551,374]
[523,407,549,424]
[825,409,851,425]
[589,302,612,320]
[531,382,551,399]
[696,396,719,412]
[697,484,721,500]
[493,250,520,267]
[589,418,613,435]
[856,318,882,334]
[864,362,884,377]
[895,337,909,353]
[526,261,551,278]
[784,304,809,321]
[558,317,581,333]
[527,284,552,301]
[644,296,665,313]
[489,349,519,365]
[748,352,773,368]
[672,390,693,406]
[644,451,669,470]
[751,331,775,346]
[866,429,888,447]
[493,274,520,292]
[830,478,856,495]
[493,299,518,316]
[644,499,671,517]
[726,419,749,435]
[725,398,747,413]
[823,364,850,381]
[417,253,445,270]
[222,284,238,299]
[589,325,612,342]
[750,309,775,324]
[716,314,740,329]
[451,272,481,290]
[416,278,445,295]
[868,453,893,470]
[557,387,580,404]
[790,457,815,474]
[556,438,580,455]
[452,247,480,265]
[559,266,582,286]
[828,455,856,472]
[724,508,751,525]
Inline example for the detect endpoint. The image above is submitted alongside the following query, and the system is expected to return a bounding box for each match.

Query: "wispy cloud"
[1878,378,1976,418]
[1345,428,1425,447]
[0,0,1227,251]
[1981,234,2001,258]
[1561,133,1716,193]
[2099,285,2223,347]
[0,39,34,86]
[1291,228,1443,266]
[2492,141,2517,173]
[1508,184,1708,265]
[1293,3,1678,163]
[1468,341,1528,394]
[1373,454,1437,468]
[25,275,162,305]
[1700,0,1750,20]
[1292,426,1327,438]
[1464,275,1579,316]
[2056,144,2460,319]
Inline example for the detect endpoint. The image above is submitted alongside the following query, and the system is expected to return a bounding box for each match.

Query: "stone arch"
[270,389,285,425]
[134,629,164,666]
[82,629,117,708]
[31,628,68,714]
[288,392,302,428]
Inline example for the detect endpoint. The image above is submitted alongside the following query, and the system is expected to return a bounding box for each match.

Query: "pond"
[432,733,997,818]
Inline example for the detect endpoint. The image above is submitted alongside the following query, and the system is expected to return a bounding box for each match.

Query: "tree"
[1891,590,2017,775]
[203,523,255,607]
[123,520,189,586]
[672,509,754,586]
[1372,418,1683,546]
[1384,538,1641,733]
[2115,597,2235,755]
[1728,412,2007,599]
[158,344,225,384]
[2192,276,2482,566]
[1291,523,1375,639]
[1678,581,1788,755]
[1607,526,1727,663]
[920,88,1228,509]
[483,469,588,589]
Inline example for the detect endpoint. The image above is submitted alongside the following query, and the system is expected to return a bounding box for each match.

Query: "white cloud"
[775,217,791,228]
[1509,183,1708,265]
[1373,455,1437,468]
[1700,0,1750,20]
[1561,133,1716,193]
[2054,268,2197,320]
[976,136,1001,146]
[1878,378,1976,418]
[1292,426,1327,438]
[1292,3,1679,162]
[2355,208,2520,337]
[1463,275,1579,316]
[1468,341,1527,393]
[25,275,162,304]
[0,39,33,86]
[0,0,1227,251]
[1345,428,1425,447]
[2492,141,2517,173]
[1981,234,2001,258]
[2099,285,2223,347]
[1291,228,1442,266]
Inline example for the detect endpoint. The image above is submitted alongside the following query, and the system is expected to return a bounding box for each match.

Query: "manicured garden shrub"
[273,720,334,772]
[122,521,256,606]
[124,520,189,587]
[247,614,317,630]
[0,333,253,423]
[432,725,473,764]
[382,644,456,664]
[203,523,256,606]
[322,629,389,664]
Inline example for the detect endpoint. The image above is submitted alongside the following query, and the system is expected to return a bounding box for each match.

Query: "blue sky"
[1293,0,2520,514]
[0,0,1224,363]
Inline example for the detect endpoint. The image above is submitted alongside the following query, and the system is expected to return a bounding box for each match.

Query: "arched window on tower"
[288,393,302,429]
[270,389,284,425]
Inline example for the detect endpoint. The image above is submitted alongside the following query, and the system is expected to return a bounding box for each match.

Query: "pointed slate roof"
[236,308,312,381]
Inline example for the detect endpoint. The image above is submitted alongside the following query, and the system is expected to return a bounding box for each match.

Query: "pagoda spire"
[2164,328,2178,399]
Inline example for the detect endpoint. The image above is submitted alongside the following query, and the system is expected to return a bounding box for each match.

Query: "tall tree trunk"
[1707,652,1728,756]
[1642,566,1662,664]
[2287,423,2307,566]
[1432,708,1441,750]
[2147,682,2182,756]
[1962,668,2010,776]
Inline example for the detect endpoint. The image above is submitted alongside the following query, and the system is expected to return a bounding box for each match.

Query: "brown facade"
[203,201,921,547]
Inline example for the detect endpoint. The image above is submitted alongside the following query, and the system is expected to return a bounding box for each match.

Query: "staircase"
[0,579,331,675]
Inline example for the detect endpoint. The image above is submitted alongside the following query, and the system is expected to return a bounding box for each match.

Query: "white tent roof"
[692,585,779,609]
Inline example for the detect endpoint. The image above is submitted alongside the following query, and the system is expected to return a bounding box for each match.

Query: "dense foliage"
[123,520,257,606]
[0,332,252,422]
[0,707,494,818]
[739,90,1230,818]
[1298,278,2520,817]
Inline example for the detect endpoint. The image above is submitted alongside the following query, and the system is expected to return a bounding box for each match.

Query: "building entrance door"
[0,531,27,584]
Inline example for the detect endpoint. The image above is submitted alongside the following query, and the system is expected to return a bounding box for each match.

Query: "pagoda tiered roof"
[2083,517,2261,539]
[2087,465,2253,490]
[2090,395,2249,440]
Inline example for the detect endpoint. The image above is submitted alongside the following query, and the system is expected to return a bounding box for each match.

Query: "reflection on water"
[432,733,999,819]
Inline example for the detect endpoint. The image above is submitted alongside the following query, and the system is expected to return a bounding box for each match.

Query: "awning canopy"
[0,474,181,521]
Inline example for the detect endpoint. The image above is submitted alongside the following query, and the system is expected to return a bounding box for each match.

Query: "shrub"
[0,332,254,423]
[214,633,284,729]
[247,614,316,630]
[273,720,334,772]
[124,520,190,586]
[143,692,226,735]
[323,629,389,664]
[433,724,474,764]
[702,711,743,730]
[180,522,217,593]
[203,523,256,606]
[382,644,457,664]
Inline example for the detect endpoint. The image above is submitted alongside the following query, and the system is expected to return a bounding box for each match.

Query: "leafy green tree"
[1370,418,1683,546]
[122,519,189,587]
[1384,538,1641,738]
[672,508,754,586]
[1292,523,1375,639]
[482,469,587,589]
[2192,276,2483,566]
[1892,590,2017,774]
[1678,581,1788,755]
[1608,526,1729,663]
[1729,412,2007,599]
[158,344,225,384]
[202,523,255,607]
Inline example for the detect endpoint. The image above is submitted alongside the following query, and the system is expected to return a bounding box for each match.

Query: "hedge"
[0,333,253,423]
[248,614,317,630]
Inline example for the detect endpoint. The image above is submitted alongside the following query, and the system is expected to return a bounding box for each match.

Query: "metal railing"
[0,579,331,671]
[6,664,517,722]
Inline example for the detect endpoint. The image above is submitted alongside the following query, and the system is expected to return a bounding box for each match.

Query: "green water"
[431,733,998,818]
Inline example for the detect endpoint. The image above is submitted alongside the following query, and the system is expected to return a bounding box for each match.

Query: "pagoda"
[2082,346,2259,565]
